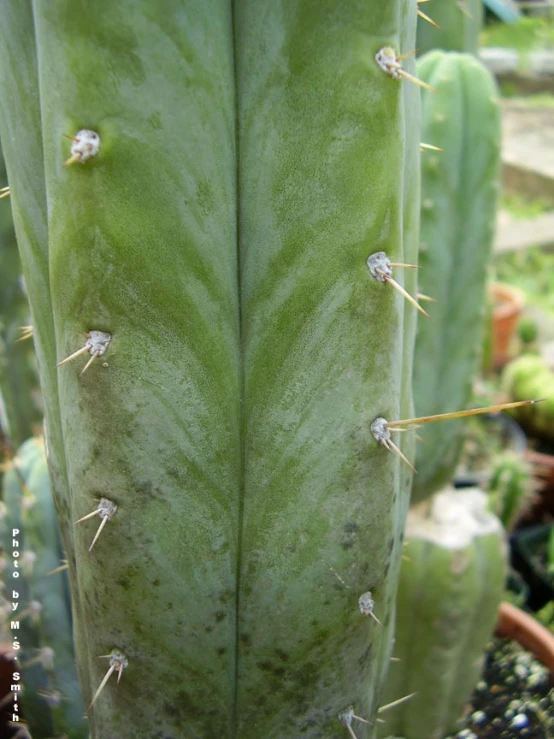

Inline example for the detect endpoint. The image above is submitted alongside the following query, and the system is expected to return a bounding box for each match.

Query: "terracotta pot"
[496,601,554,676]
[489,282,525,370]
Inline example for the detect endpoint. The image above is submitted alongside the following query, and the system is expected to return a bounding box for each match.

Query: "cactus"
[0,140,41,447]
[417,0,484,55]
[502,354,554,442]
[412,51,501,502]
[488,451,535,532]
[378,486,508,739]
[0,3,423,736]
[0,436,87,738]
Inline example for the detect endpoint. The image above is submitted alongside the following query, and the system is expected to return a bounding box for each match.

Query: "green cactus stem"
[411,50,501,502]
[0,2,421,737]
[378,486,508,739]
[488,451,535,532]
[417,0,484,55]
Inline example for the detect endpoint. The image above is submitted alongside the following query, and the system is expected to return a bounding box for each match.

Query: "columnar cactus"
[488,451,534,532]
[0,2,422,736]
[0,437,87,738]
[412,51,501,501]
[417,0,484,55]
[378,487,508,739]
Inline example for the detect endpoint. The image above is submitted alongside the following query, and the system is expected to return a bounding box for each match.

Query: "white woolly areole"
[375,47,402,79]
[367,251,392,283]
[370,416,391,444]
[70,129,100,162]
[86,331,111,356]
[406,486,504,550]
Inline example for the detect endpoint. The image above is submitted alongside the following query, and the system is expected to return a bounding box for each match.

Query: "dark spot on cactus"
[152,578,160,587]
[275,648,289,662]
[197,178,216,217]
[116,577,130,590]
[216,646,226,656]
[387,536,394,555]
[323,599,331,606]
[341,540,355,551]
[218,589,234,604]
[257,660,274,672]
[358,644,372,667]
[214,611,226,622]
[204,625,213,633]
[147,111,162,131]
[240,632,251,646]
[344,522,358,534]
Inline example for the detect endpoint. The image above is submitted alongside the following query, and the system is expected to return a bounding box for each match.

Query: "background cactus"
[417,0,484,55]
[502,354,554,442]
[488,451,535,532]
[0,2,422,736]
[0,436,87,738]
[0,142,41,448]
[378,487,508,739]
[412,50,501,502]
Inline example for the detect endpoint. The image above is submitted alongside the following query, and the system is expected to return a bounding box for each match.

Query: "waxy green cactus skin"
[1,437,87,738]
[0,2,420,736]
[411,51,501,502]
[417,0,483,55]
[378,487,508,739]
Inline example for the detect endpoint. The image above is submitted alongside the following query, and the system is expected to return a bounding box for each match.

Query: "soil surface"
[445,636,554,739]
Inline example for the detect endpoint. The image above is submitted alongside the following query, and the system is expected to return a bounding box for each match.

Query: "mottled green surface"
[1,438,87,738]
[412,51,501,502]
[378,488,508,739]
[0,2,420,736]
[417,0,483,54]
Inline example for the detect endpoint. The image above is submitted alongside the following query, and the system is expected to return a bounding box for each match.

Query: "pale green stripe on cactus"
[412,51,501,502]
[0,140,42,447]
[378,487,508,739]
[0,2,420,736]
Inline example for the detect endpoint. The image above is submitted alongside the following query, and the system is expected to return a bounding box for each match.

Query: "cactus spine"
[1,437,87,738]
[0,2,421,736]
[412,51,501,502]
[378,487,508,739]
[417,0,484,55]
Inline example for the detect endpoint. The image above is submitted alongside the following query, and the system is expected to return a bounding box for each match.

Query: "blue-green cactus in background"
[412,50,501,502]
[0,436,87,738]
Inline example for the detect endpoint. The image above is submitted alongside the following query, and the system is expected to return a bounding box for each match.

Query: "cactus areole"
[0,2,420,737]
